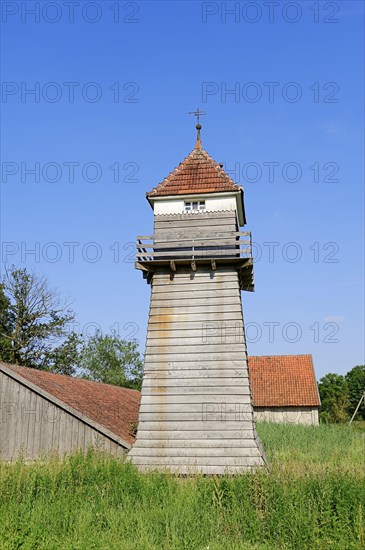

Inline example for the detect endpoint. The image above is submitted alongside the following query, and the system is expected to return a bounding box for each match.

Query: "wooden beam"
[349,392,365,424]
[135,262,153,272]
[211,259,216,271]
[136,249,250,259]
[170,260,176,272]
[191,260,196,271]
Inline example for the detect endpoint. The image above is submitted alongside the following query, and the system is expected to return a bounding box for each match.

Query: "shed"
[248,355,321,425]
[0,363,140,461]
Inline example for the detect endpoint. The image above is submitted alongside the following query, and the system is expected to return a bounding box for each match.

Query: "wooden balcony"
[135,231,254,291]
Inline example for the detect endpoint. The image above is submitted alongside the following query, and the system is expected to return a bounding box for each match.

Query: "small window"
[184,201,205,213]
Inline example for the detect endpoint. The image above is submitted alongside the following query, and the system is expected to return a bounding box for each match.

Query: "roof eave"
[238,188,246,226]
[254,403,320,408]
[310,354,321,407]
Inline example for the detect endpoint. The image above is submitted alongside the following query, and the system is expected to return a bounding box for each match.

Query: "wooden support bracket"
[170,260,176,272]
[191,260,196,272]
[211,259,216,271]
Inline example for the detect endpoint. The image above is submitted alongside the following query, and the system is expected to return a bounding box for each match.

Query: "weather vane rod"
[187,108,207,125]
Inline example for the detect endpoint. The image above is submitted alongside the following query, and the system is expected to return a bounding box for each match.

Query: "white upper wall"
[153,195,237,216]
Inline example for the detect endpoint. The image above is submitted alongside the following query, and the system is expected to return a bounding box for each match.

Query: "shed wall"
[254,407,319,425]
[0,372,125,460]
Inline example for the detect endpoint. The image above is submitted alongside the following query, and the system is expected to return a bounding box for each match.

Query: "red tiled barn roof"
[2,364,141,445]
[248,355,320,407]
[147,145,242,198]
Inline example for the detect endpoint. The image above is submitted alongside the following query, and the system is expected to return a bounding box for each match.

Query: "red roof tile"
[147,145,242,198]
[2,364,141,445]
[248,355,320,407]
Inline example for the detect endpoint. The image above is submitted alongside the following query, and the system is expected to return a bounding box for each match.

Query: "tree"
[79,332,143,390]
[0,267,80,374]
[346,365,365,420]
[318,373,350,423]
[0,283,15,362]
[43,331,83,376]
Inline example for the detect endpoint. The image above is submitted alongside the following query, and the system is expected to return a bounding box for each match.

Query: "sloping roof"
[147,144,242,199]
[248,355,320,407]
[1,363,141,446]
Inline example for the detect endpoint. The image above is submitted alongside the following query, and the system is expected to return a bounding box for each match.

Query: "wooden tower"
[129,122,267,474]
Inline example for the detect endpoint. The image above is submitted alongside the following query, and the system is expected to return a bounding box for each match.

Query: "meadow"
[0,422,364,550]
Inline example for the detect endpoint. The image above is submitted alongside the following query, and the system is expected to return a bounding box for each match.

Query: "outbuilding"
[249,355,320,425]
[0,362,140,461]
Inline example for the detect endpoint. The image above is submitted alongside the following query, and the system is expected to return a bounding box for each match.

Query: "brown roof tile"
[248,355,320,407]
[2,364,141,445]
[147,145,242,198]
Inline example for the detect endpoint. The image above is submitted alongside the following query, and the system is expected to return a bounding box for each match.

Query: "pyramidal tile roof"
[147,139,242,198]
[248,355,320,408]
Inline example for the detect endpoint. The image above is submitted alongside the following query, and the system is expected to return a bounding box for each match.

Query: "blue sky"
[1,0,364,378]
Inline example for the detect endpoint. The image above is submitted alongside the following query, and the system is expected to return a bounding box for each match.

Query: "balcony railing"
[136,232,253,263]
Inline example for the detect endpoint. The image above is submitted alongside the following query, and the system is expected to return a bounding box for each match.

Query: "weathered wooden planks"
[139,401,252,413]
[151,288,241,300]
[131,206,264,473]
[140,394,253,405]
[152,273,239,284]
[143,359,247,368]
[146,335,245,345]
[149,306,243,316]
[147,324,244,334]
[131,437,256,448]
[131,447,261,458]
[0,371,126,461]
[148,313,244,324]
[152,281,240,291]
[135,429,256,440]
[138,412,254,422]
[142,377,250,388]
[154,218,236,230]
[144,352,247,363]
[137,249,248,260]
[142,369,248,379]
[130,260,267,473]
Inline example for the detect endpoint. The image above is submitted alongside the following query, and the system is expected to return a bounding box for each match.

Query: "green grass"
[351,420,365,433]
[0,423,364,550]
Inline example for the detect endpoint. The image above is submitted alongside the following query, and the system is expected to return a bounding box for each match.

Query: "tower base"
[129,266,267,474]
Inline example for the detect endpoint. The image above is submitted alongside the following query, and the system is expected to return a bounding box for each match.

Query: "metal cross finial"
[188,108,207,125]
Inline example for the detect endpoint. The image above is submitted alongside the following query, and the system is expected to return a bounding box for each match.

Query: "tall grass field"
[0,423,364,549]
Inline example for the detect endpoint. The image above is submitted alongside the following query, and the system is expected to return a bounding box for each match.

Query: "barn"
[0,362,140,461]
[249,355,321,425]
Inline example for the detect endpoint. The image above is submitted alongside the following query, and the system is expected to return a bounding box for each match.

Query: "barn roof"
[146,127,243,200]
[248,355,321,407]
[0,363,141,447]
